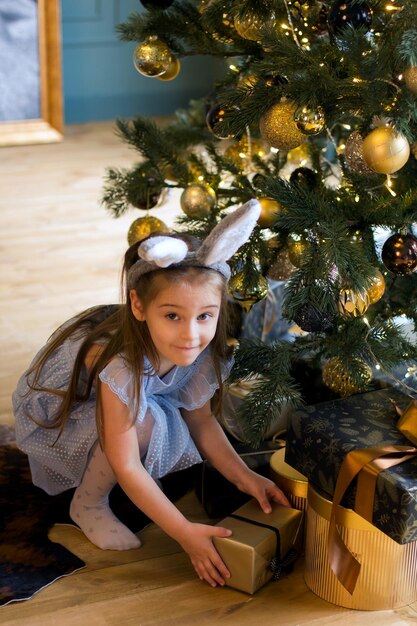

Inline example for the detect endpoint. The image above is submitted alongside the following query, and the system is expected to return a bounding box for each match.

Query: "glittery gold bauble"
[157,56,180,81]
[127,215,169,246]
[322,357,373,397]
[257,197,282,229]
[224,137,268,169]
[403,66,417,94]
[287,236,310,267]
[259,101,306,152]
[228,271,269,312]
[367,268,385,304]
[344,131,375,175]
[133,37,173,77]
[338,288,369,317]
[234,10,270,41]
[294,105,325,135]
[267,244,296,281]
[362,126,410,174]
[180,183,216,217]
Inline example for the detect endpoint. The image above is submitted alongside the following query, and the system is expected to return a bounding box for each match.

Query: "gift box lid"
[285,388,417,544]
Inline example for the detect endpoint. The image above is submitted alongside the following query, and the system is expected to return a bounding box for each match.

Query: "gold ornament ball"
[234,10,266,41]
[287,236,310,267]
[133,37,173,77]
[259,101,307,152]
[180,183,216,217]
[228,271,269,313]
[367,269,385,304]
[322,357,372,397]
[362,126,410,174]
[157,56,180,81]
[338,288,369,317]
[403,66,417,94]
[257,197,282,229]
[294,104,326,136]
[127,215,169,246]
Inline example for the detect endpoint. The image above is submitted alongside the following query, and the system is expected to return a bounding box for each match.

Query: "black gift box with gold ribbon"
[285,388,417,545]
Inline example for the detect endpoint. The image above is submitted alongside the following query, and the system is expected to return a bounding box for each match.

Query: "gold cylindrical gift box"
[304,484,417,610]
[270,448,308,512]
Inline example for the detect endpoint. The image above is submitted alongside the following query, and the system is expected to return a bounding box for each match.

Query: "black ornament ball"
[293,303,335,333]
[328,0,372,36]
[381,233,417,275]
[206,104,233,139]
[290,167,320,190]
[140,0,174,9]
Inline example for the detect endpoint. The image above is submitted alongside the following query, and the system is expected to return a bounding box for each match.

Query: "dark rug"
[0,425,198,607]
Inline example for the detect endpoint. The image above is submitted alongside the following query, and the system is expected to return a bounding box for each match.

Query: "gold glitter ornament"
[259,101,307,152]
[133,37,173,77]
[287,235,310,267]
[367,269,385,304]
[338,288,369,317]
[228,271,269,312]
[180,183,216,217]
[362,126,410,174]
[127,215,169,246]
[344,131,375,175]
[157,56,180,81]
[403,66,417,94]
[322,357,372,397]
[294,105,326,136]
[257,197,283,229]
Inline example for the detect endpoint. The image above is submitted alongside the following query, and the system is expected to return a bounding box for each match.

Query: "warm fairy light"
[385,175,397,197]
[398,73,403,80]
[229,64,239,72]
[355,195,360,202]
[385,4,401,10]
[281,23,289,29]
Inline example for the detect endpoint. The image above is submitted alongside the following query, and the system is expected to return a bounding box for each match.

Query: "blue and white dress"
[13,330,232,496]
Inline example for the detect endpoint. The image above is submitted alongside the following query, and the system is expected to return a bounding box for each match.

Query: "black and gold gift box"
[213,499,303,594]
[285,388,417,545]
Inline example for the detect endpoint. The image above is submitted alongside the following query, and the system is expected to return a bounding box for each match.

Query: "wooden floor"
[1,121,417,625]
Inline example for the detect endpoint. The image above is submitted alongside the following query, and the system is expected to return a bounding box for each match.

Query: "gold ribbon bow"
[328,444,417,595]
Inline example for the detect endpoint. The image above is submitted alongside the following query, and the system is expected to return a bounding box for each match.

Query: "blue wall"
[61,0,225,124]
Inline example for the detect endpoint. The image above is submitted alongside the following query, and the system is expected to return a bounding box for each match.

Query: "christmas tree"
[102,0,417,444]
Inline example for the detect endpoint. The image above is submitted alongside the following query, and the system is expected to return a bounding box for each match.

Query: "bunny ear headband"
[126,199,261,289]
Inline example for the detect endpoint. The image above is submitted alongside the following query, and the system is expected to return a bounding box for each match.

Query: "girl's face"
[130,276,222,375]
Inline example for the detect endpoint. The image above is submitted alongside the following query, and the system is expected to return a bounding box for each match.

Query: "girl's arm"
[100,382,232,587]
[182,401,290,511]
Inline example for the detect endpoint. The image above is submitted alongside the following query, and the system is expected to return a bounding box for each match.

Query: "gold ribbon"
[396,399,417,446]
[328,444,417,595]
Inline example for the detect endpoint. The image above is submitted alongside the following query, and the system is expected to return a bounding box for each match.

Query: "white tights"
[69,443,141,550]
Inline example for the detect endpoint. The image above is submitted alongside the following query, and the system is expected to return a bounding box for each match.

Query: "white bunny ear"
[196,199,261,265]
[138,236,189,268]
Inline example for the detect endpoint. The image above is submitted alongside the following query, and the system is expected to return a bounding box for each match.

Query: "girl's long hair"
[25,235,232,445]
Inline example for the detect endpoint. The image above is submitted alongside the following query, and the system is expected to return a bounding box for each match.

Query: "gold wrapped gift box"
[304,484,417,610]
[213,499,303,594]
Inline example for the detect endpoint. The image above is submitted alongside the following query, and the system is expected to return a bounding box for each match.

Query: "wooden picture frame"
[0,0,63,147]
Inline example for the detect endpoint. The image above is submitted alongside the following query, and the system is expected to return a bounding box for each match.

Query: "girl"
[13,200,289,588]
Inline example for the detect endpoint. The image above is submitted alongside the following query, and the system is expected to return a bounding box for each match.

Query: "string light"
[385,175,397,197]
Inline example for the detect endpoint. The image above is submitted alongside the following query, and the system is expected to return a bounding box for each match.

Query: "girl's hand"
[238,471,291,513]
[178,522,232,587]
